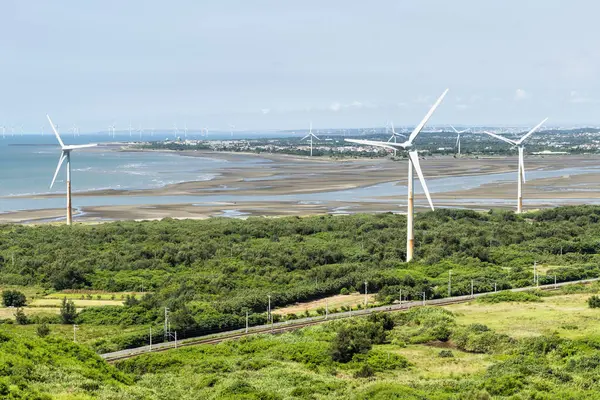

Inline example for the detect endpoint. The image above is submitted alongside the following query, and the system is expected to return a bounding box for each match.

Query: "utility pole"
[533,261,537,287]
[448,270,452,297]
[174,331,177,349]
[267,295,271,324]
[399,289,402,308]
[149,327,152,351]
[364,281,368,307]
[494,282,497,292]
[73,324,78,343]
[164,307,170,341]
[471,280,474,298]
[245,311,249,333]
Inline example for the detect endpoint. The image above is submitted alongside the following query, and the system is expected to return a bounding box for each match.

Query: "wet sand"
[3,151,600,223]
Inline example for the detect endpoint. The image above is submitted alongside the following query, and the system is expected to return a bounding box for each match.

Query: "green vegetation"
[2,289,26,307]
[3,206,600,351]
[477,290,544,304]
[588,295,600,308]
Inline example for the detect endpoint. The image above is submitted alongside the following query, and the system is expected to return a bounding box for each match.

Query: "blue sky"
[1,0,599,132]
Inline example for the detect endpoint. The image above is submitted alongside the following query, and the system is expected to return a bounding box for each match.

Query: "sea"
[1,134,599,215]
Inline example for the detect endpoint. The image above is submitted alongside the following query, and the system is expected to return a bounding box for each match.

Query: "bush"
[2,290,26,307]
[36,322,50,338]
[438,349,454,358]
[340,288,350,295]
[588,295,600,308]
[330,324,372,363]
[479,290,543,304]
[60,297,77,324]
[14,308,28,325]
[353,363,375,378]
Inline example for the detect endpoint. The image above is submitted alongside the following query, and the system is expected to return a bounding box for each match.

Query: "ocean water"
[0,134,265,211]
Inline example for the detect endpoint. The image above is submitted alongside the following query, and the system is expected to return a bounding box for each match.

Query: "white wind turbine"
[183,123,188,139]
[302,122,320,156]
[128,122,133,137]
[483,118,548,214]
[109,124,116,138]
[449,125,469,155]
[47,115,97,225]
[345,89,449,262]
[387,121,407,157]
[138,125,144,139]
[229,124,235,137]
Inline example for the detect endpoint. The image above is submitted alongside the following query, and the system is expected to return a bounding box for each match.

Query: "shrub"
[340,288,350,295]
[439,350,454,358]
[588,295,600,308]
[354,363,375,378]
[479,290,543,304]
[14,308,28,325]
[330,325,372,363]
[36,322,50,338]
[2,290,26,307]
[60,297,77,324]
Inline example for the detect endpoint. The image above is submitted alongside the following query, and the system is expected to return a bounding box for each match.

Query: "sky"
[1,0,599,132]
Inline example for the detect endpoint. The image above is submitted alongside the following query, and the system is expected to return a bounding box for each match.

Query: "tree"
[37,322,50,338]
[14,308,29,325]
[60,297,77,324]
[2,290,26,307]
[588,295,600,309]
[330,325,372,363]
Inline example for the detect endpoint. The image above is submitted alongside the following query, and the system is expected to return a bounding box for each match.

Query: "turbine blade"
[301,134,310,140]
[345,138,405,151]
[408,151,434,210]
[50,152,66,189]
[46,115,65,148]
[450,125,459,134]
[519,147,526,183]
[408,88,449,144]
[64,144,98,150]
[312,134,320,140]
[517,117,548,145]
[483,131,517,146]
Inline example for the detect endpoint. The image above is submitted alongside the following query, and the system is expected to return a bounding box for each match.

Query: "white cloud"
[514,89,530,101]
[261,108,271,115]
[329,102,341,112]
[349,101,363,108]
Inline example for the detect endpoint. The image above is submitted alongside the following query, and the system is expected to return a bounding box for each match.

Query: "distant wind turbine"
[1,125,5,139]
[449,125,469,155]
[302,122,320,156]
[483,118,548,213]
[345,88,449,262]
[386,121,407,157]
[229,124,235,137]
[138,125,144,139]
[109,124,116,138]
[46,115,97,225]
[128,122,133,137]
[183,123,188,139]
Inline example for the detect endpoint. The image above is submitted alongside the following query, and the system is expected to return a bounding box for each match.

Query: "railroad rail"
[101,277,599,362]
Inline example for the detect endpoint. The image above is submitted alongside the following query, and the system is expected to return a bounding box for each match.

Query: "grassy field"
[445,293,600,339]
[31,298,124,307]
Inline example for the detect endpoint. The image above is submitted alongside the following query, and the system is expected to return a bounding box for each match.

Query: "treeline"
[3,206,600,345]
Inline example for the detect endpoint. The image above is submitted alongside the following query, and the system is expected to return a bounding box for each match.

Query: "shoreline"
[2,151,600,224]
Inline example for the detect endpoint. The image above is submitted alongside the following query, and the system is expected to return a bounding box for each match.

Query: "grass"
[273,293,376,316]
[44,290,145,300]
[31,298,124,307]
[445,293,600,339]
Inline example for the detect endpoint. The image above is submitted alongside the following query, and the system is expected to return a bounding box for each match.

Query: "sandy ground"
[2,151,600,223]
[273,293,376,315]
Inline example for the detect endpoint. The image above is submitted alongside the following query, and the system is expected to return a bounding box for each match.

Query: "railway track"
[101,277,599,362]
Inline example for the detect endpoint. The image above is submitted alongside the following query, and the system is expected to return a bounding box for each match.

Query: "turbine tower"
[302,122,320,156]
[483,118,548,213]
[345,89,449,262]
[387,121,407,157]
[47,115,97,225]
[450,125,469,155]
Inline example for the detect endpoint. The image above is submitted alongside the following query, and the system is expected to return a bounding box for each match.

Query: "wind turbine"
[302,122,320,156]
[46,115,97,225]
[128,122,133,137]
[449,125,469,155]
[138,125,144,139]
[229,124,235,137]
[109,124,116,138]
[387,121,407,157]
[183,123,188,139]
[345,89,449,262]
[1,125,5,139]
[483,118,548,214]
